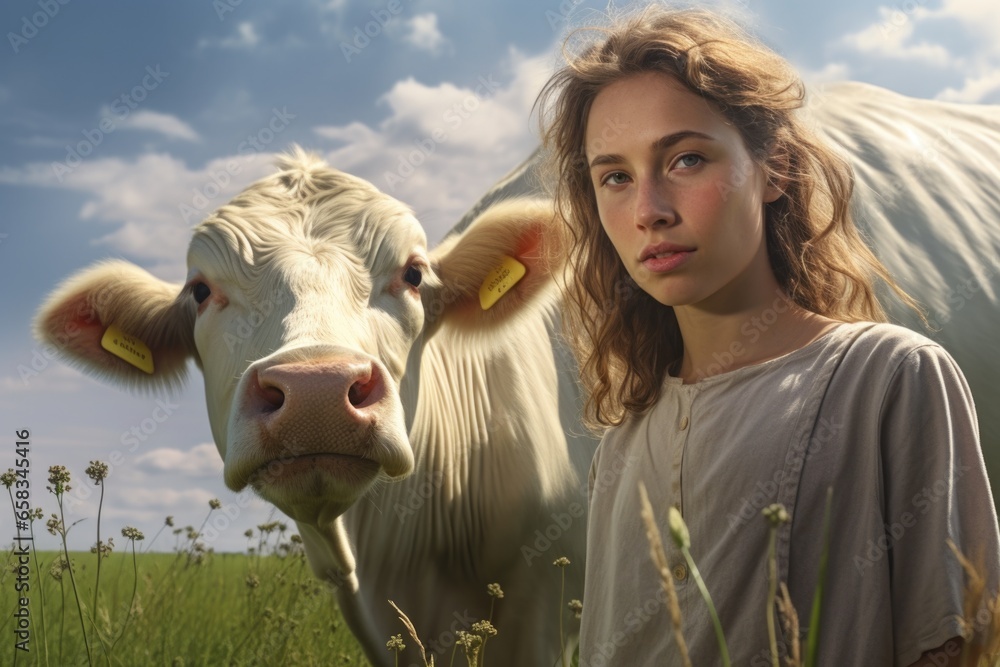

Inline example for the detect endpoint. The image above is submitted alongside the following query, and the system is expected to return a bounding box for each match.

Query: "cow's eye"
[193,282,211,304]
[403,265,422,288]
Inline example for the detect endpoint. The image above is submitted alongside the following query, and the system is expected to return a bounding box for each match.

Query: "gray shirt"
[580,322,999,667]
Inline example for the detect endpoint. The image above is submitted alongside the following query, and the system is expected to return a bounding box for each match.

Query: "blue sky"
[2,0,999,552]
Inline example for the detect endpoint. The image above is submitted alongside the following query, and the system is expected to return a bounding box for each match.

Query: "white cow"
[34,151,596,666]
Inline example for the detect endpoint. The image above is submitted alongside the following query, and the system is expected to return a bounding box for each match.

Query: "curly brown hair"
[536,6,919,429]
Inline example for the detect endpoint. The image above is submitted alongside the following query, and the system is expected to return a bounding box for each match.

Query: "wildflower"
[49,556,66,581]
[209,498,222,510]
[244,529,254,538]
[245,574,260,589]
[762,503,790,527]
[49,556,69,581]
[46,514,63,536]
[553,556,571,567]
[0,468,15,488]
[456,630,482,651]
[668,506,690,550]
[568,599,583,620]
[31,507,43,520]
[487,582,504,599]
[290,534,302,544]
[472,620,497,638]
[91,537,115,558]
[386,634,406,651]
[122,526,145,541]
[47,465,72,495]
[85,460,109,484]
[165,515,175,527]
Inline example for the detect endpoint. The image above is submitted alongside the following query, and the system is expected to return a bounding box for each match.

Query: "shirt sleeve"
[878,342,1000,666]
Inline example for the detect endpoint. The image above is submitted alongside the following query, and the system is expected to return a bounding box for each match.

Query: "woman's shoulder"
[835,320,946,357]
[834,320,966,385]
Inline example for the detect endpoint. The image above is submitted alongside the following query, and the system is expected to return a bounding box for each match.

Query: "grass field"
[1,546,371,666]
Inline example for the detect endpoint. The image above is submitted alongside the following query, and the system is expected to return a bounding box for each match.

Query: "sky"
[1,0,999,553]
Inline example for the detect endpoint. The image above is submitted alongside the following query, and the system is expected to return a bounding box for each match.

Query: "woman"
[537,6,1000,666]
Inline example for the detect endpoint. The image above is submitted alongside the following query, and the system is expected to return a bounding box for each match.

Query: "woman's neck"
[672,289,839,384]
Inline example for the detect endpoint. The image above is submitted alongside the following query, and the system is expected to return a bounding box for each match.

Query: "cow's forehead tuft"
[188,150,425,285]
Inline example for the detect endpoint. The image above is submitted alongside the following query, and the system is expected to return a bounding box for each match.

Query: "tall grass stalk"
[763,504,791,667]
[85,461,109,637]
[554,556,571,667]
[803,487,833,667]
[48,467,94,666]
[668,504,731,667]
[109,528,143,654]
[638,482,692,667]
[29,511,51,667]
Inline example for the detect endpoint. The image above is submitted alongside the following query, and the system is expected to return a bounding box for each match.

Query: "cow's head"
[34,148,564,528]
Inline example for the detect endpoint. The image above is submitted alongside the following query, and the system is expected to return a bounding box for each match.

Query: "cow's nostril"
[348,375,378,407]
[261,385,285,410]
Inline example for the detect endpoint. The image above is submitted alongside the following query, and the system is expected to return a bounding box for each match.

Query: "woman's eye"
[677,154,703,169]
[403,265,422,288]
[193,282,211,304]
[603,171,630,186]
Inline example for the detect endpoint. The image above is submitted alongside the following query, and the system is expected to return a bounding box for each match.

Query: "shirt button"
[673,564,688,581]
[679,415,689,430]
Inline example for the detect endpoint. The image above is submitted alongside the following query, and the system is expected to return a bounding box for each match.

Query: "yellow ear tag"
[100,324,154,374]
[479,255,526,310]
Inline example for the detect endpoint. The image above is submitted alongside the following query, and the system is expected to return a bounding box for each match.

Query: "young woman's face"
[585,72,782,311]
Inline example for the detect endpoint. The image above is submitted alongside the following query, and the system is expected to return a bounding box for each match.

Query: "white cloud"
[0,363,86,395]
[936,69,1000,103]
[839,6,954,68]
[404,13,448,55]
[223,21,260,49]
[935,0,1000,53]
[799,62,851,86]
[0,151,279,276]
[135,443,225,477]
[837,1,1000,102]
[117,109,200,142]
[312,48,550,241]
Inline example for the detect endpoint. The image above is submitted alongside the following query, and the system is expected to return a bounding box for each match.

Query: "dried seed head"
[487,582,504,599]
[47,465,72,494]
[85,461,109,484]
[568,599,584,619]
[245,574,260,589]
[244,529,254,538]
[209,498,222,510]
[472,620,497,637]
[122,526,145,541]
[553,556,571,568]
[91,538,115,558]
[0,469,15,488]
[668,506,690,550]
[386,634,406,652]
[46,514,63,536]
[165,516,175,527]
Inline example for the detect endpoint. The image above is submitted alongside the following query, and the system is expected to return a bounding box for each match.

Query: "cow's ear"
[426,198,566,331]
[34,260,196,391]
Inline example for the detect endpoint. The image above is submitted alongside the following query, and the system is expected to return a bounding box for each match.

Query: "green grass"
[1,548,370,666]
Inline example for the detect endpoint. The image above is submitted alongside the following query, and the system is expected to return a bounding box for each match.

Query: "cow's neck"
[349,304,573,569]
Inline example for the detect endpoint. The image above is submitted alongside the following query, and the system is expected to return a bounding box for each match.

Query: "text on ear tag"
[101,324,154,374]
[479,255,526,310]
